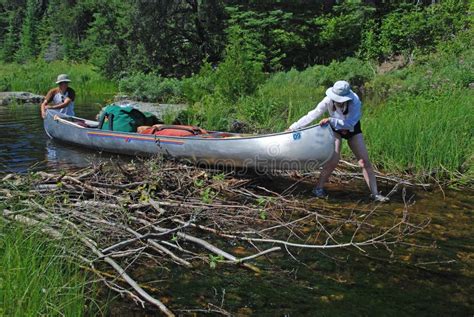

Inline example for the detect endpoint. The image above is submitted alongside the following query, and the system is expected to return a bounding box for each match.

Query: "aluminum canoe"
[44,111,335,171]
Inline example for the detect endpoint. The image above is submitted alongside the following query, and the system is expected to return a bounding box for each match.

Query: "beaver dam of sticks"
[1,158,430,316]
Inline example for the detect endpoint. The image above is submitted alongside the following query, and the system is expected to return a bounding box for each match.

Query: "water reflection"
[0,101,120,173]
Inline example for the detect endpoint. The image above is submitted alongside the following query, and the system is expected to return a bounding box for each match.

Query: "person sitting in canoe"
[288,80,389,202]
[40,74,75,119]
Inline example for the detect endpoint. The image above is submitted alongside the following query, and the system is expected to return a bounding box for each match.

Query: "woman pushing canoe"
[288,80,389,202]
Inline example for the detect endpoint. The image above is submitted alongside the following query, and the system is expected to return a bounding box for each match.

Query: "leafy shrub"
[359,1,470,60]
[316,58,375,89]
[365,28,474,101]
[213,25,265,102]
[184,25,265,106]
[182,62,216,103]
[186,93,234,131]
[314,3,375,62]
[119,72,184,102]
[226,6,306,71]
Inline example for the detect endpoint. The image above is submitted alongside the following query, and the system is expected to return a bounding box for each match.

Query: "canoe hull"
[44,111,335,171]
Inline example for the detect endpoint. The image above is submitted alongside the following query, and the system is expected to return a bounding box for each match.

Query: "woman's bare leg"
[348,133,378,195]
[317,134,342,189]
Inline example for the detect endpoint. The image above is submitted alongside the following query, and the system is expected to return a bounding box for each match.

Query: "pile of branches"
[0,158,429,316]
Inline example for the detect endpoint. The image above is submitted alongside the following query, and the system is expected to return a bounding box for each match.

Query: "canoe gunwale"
[49,112,328,142]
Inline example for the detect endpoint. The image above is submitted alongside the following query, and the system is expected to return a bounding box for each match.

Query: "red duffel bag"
[138,124,208,137]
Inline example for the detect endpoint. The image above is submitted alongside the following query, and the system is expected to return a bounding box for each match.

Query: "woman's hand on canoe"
[319,118,330,126]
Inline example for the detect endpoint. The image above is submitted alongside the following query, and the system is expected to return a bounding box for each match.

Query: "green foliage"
[226,6,305,71]
[81,0,136,77]
[364,91,473,177]
[184,25,266,130]
[365,28,474,101]
[193,179,205,187]
[0,222,89,316]
[208,254,224,269]
[186,93,234,131]
[314,3,375,62]
[213,26,265,103]
[119,72,184,102]
[359,1,470,60]
[186,57,374,132]
[182,62,216,104]
[0,8,22,62]
[212,173,225,181]
[200,187,214,204]
[15,0,41,63]
[0,61,117,100]
[0,1,470,76]
[361,29,474,179]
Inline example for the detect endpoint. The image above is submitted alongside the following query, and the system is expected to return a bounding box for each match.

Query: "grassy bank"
[364,91,473,179]
[0,61,117,102]
[0,221,91,316]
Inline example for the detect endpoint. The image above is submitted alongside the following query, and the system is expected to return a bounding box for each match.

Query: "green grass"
[0,221,90,316]
[0,61,117,103]
[363,91,473,178]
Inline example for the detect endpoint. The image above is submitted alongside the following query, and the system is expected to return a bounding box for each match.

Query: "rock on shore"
[0,92,44,106]
[113,97,188,121]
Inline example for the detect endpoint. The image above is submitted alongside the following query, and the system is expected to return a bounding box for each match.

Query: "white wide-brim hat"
[55,74,71,84]
[326,80,353,103]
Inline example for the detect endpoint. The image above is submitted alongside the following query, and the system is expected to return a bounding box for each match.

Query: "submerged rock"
[0,92,44,106]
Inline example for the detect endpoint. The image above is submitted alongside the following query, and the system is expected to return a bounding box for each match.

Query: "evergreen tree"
[15,0,41,62]
[0,9,22,62]
[37,0,63,61]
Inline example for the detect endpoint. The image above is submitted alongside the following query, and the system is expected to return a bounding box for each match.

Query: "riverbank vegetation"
[0,220,90,316]
[0,61,117,101]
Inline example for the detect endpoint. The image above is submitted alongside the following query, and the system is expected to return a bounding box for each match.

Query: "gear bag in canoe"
[98,105,161,132]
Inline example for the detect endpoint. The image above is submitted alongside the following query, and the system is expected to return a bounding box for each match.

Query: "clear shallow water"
[0,101,126,173]
[107,180,473,316]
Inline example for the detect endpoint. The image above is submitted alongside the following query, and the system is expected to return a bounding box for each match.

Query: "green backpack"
[98,105,160,132]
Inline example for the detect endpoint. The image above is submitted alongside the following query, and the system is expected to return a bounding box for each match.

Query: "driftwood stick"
[131,216,260,272]
[102,218,194,254]
[2,209,63,239]
[74,200,122,209]
[232,246,281,263]
[121,227,193,268]
[173,218,401,250]
[83,237,175,316]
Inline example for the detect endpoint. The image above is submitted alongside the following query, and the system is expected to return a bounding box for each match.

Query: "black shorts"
[331,121,362,140]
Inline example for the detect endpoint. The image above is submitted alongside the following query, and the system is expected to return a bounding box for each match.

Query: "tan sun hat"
[55,74,71,84]
[326,80,353,103]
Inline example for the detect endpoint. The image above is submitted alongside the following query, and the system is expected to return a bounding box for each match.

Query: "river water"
[0,101,122,173]
[0,102,472,315]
